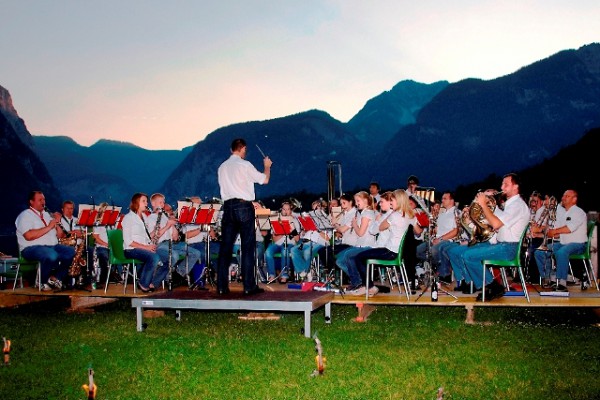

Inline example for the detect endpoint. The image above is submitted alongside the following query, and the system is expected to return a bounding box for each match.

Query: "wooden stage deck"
[2,280,600,325]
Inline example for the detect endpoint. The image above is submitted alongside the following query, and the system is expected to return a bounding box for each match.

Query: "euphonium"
[467,191,504,245]
[536,196,558,251]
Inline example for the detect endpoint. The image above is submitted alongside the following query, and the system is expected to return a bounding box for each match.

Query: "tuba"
[536,196,558,251]
[466,191,503,245]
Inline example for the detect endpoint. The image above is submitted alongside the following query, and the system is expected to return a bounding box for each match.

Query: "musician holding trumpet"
[447,173,530,301]
[533,189,588,292]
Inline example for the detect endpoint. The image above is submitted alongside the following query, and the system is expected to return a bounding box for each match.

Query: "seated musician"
[121,193,165,292]
[447,173,530,301]
[335,191,376,290]
[147,193,202,285]
[59,200,83,240]
[15,191,75,291]
[264,201,300,284]
[523,191,545,283]
[317,193,358,271]
[533,189,588,292]
[290,200,331,282]
[180,197,221,269]
[416,191,458,283]
[350,189,423,296]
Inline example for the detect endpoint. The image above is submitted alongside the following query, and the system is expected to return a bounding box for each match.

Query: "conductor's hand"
[263,156,273,168]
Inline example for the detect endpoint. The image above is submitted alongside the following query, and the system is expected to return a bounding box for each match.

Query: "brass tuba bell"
[467,191,503,245]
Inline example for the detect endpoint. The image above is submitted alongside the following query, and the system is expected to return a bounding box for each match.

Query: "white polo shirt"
[15,207,58,250]
[218,154,266,201]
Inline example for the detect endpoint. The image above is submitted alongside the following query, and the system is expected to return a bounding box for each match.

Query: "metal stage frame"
[131,290,333,337]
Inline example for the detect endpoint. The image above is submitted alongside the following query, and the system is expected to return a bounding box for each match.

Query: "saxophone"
[68,237,87,277]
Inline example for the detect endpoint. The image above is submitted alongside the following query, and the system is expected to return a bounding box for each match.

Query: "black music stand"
[267,216,294,284]
[254,209,272,284]
[73,204,105,292]
[297,213,321,282]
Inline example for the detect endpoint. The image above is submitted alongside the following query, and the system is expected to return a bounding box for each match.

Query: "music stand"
[268,215,294,284]
[190,203,221,290]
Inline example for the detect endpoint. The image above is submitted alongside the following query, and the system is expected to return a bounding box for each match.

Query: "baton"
[256,144,267,158]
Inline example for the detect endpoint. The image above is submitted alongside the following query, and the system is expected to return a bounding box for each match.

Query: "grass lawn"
[1,298,599,399]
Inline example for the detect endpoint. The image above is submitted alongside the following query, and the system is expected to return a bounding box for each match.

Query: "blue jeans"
[217,200,257,291]
[534,241,586,280]
[438,241,460,281]
[265,242,293,278]
[22,244,75,284]
[156,241,202,277]
[448,242,518,289]
[336,246,371,286]
[123,248,163,288]
[416,241,448,276]
[290,242,323,275]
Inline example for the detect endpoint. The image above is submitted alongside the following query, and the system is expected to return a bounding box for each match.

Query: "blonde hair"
[393,189,415,218]
[354,191,374,210]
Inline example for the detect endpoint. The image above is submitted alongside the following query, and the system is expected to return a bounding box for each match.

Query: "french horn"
[466,191,503,245]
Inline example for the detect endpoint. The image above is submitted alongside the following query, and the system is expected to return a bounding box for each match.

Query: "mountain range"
[1,42,599,251]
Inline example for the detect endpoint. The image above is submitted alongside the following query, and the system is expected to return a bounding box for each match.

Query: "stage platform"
[2,280,600,324]
[131,289,333,337]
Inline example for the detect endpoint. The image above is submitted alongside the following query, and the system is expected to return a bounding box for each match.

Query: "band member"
[447,173,530,301]
[59,200,82,238]
[335,191,376,288]
[147,193,202,283]
[369,181,381,204]
[351,189,424,296]
[182,197,221,268]
[533,189,588,292]
[91,203,118,284]
[317,193,358,271]
[121,193,165,293]
[416,191,458,282]
[290,200,331,282]
[523,191,545,283]
[264,201,300,283]
[216,138,271,295]
[15,191,75,291]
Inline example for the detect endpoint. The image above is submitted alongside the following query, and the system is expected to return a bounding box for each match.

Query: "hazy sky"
[1,1,598,150]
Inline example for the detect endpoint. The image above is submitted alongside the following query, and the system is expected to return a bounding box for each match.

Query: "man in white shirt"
[216,138,272,295]
[15,191,75,291]
[534,189,588,292]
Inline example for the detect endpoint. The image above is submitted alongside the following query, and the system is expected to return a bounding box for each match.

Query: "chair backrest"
[513,225,529,266]
[107,229,127,262]
[396,229,409,264]
[583,221,596,257]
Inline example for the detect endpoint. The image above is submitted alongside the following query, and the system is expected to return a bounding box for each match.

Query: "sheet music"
[310,209,333,230]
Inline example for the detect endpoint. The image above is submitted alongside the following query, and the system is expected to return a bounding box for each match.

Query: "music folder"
[99,206,122,226]
[193,204,222,225]
[77,204,98,226]
[177,200,198,225]
[310,210,333,230]
[269,216,293,235]
[298,214,319,231]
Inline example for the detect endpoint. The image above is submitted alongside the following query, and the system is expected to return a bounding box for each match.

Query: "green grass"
[1,299,600,399]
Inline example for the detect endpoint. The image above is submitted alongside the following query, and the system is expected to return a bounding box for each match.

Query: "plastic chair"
[366,230,409,301]
[9,252,41,291]
[105,229,141,294]
[482,226,530,302]
[569,221,598,291]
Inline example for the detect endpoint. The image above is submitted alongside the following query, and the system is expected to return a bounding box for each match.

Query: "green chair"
[12,252,41,291]
[481,225,530,302]
[366,230,409,301]
[569,221,598,291]
[106,229,141,294]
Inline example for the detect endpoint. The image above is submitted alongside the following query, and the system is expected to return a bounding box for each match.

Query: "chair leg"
[584,260,599,291]
[365,263,372,300]
[399,263,410,301]
[12,264,20,291]
[132,264,138,294]
[123,264,130,294]
[385,267,393,289]
[517,267,530,302]
[482,263,487,302]
[391,266,402,294]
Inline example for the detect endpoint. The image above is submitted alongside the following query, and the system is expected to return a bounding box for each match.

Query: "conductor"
[217,138,272,295]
